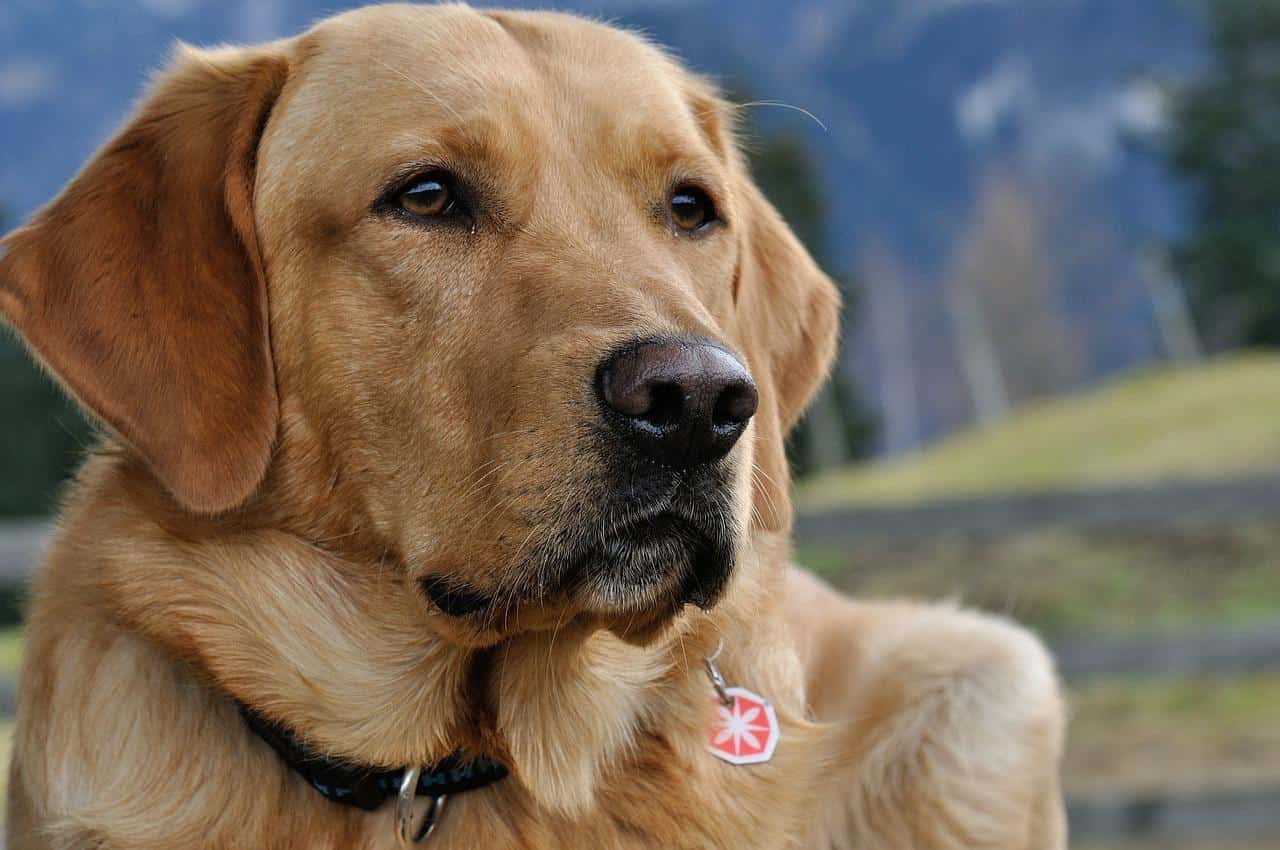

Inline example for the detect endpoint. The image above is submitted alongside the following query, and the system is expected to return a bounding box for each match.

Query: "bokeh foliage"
[1171,0,1280,348]
[0,205,94,517]
[0,338,92,517]
[736,116,877,472]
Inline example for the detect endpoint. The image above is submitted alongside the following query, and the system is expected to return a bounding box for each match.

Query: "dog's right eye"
[670,184,719,234]
[398,173,457,218]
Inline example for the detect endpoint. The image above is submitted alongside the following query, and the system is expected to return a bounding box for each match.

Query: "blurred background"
[2,0,1279,847]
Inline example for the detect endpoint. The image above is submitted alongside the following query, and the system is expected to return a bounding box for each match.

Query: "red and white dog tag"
[706,686,779,765]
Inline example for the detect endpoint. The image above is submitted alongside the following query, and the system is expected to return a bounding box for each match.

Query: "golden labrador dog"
[0,5,1065,848]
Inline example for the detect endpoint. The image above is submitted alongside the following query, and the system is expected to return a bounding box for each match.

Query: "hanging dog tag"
[702,644,778,765]
[706,685,779,765]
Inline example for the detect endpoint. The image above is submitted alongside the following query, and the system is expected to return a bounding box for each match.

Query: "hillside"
[800,353,1280,508]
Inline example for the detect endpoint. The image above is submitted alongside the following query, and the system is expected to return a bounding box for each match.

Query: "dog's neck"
[74,452,781,815]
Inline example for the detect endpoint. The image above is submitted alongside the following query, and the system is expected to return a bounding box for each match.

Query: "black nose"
[597,338,758,469]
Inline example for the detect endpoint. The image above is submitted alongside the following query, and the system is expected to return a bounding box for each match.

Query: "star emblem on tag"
[705,686,779,765]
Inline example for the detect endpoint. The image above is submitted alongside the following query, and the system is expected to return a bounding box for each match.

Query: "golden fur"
[0,5,1065,848]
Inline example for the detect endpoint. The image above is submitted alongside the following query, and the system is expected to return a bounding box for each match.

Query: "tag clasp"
[703,639,735,708]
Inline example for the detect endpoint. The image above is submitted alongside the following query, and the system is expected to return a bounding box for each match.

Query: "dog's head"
[0,5,837,645]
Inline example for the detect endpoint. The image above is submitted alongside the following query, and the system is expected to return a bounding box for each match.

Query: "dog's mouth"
[562,509,735,613]
[416,444,745,642]
[419,574,496,618]
[418,501,738,635]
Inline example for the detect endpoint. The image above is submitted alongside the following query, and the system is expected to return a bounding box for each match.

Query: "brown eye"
[398,173,455,218]
[670,185,717,233]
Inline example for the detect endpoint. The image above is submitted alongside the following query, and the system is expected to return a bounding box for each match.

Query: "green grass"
[792,352,1280,815]
[0,626,22,679]
[798,521,1280,637]
[0,719,10,805]
[1078,843,1278,850]
[1067,674,1280,795]
[800,353,1280,508]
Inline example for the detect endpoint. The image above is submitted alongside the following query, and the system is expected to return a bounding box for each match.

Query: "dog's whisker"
[732,98,828,132]
[751,462,786,494]
[458,459,512,502]
[544,603,572,683]
[750,465,784,523]
[372,57,465,121]
[306,527,364,547]
[476,427,539,445]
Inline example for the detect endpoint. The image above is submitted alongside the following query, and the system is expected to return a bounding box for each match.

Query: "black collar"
[240,703,508,812]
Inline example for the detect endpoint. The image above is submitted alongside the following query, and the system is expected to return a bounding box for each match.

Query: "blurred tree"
[0,204,93,517]
[859,238,921,456]
[741,126,877,473]
[1169,0,1280,348]
[946,172,1084,408]
[747,135,829,263]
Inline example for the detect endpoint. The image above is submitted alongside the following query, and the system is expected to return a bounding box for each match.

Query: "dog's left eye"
[670,185,718,233]
[397,172,458,218]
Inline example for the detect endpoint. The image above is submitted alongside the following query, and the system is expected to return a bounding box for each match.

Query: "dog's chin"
[567,513,737,642]
[418,512,737,646]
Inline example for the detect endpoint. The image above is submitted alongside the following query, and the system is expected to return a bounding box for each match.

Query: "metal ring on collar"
[396,767,448,845]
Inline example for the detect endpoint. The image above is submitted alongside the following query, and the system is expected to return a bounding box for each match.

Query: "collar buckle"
[396,766,448,845]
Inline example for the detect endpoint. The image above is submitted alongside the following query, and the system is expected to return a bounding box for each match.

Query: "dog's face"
[0,5,837,644]
[260,9,759,640]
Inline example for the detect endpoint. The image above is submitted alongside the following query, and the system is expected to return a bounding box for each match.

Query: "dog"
[0,5,1065,848]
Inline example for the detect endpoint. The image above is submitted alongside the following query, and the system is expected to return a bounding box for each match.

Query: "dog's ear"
[681,78,840,532]
[0,45,290,514]
[733,176,840,532]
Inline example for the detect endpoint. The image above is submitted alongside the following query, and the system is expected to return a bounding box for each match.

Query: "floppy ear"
[733,171,841,533]
[0,45,290,514]
[679,77,840,531]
